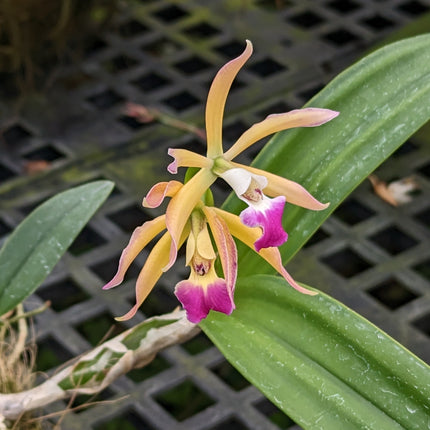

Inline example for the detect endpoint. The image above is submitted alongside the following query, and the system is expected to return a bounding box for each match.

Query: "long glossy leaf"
[0,180,114,316]
[201,275,430,429]
[222,35,430,273]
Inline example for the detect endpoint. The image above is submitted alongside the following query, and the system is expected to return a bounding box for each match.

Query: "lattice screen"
[0,0,429,428]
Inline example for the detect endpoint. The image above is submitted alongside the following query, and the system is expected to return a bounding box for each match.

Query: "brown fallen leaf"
[24,160,51,175]
[368,174,420,206]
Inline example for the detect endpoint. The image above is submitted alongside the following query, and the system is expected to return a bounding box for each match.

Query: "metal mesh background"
[1,0,429,428]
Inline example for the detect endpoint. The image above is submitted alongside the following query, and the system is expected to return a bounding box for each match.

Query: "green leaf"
[201,275,430,429]
[223,35,430,272]
[0,180,114,316]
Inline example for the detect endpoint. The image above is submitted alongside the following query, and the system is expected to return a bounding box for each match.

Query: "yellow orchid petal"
[230,162,329,211]
[214,208,317,296]
[167,148,212,174]
[196,223,217,260]
[115,232,171,321]
[206,40,253,158]
[165,168,216,271]
[203,206,237,296]
[224,108,339,160]
[102,215,166,290]
[142,181,183,208]
[185,233,195,266]
[116,224,190,321]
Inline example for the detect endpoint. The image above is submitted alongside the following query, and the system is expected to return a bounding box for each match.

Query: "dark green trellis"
[0,0,429,429]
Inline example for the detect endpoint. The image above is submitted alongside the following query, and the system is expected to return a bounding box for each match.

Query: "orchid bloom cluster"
[103,40,339,324]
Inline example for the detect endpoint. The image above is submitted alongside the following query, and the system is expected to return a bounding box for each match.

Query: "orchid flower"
[104,40,339,323]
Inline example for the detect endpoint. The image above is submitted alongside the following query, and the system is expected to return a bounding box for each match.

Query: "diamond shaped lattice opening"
[289,11,325,28]
[83,37,107,56]
[58,70,94,92]
[37,278,90,311]
[182,332,214,355]
[127,354,171,383]
[413,259,430,281]
[254,398,297,429]
[298,83,324,101]
[76,312,127,347]
[415,207,430,228]
[108,205,152,233]
[70,387,114,414]
[69,225,107,255]
[22,145,65,162]
[94,409,156,430]
[36,336,74,372]
[321,247,372,278]
[304,228,330,248]
[255,0,294,11]
[154,379,216,421]
[258,101,292,118]
[174,56,211,75]
[20,196,48,215]
[132,72,171,92]
[367,278,419,310]
[369,226,418,255]
[118,19,148,38]
[162,91,200,111]
[3,124,32,145]
[0,219,12,236]
[211,360,250,391]
[141,37,181,57]
[0,163,16,181]
[223,120,249,142]
[184,22,220,38]
[103,55,139,73]
[118,115,153,130]
[91,255,140,284]
[418,161,430,178]
[216,40,246,58]
[323,29,360,46]
[326,0,361,13]
[397,0,429,15]
[393,140,419,157]
[208,416,250,430]
[153,5,189,22]
[334,198,375,225]
[362,14,395,31]
[249,58,286,77]
[412,312,430,337]
[137,287,178,318]
[87,89,125,110]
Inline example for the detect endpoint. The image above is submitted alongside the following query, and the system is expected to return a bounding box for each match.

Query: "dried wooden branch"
[0,310,199,421]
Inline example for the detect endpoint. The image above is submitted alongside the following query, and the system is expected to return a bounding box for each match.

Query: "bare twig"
[125,102,206,140]
[0,302,50,327]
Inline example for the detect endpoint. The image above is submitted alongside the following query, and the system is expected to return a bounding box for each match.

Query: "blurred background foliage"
[0,0,119,90]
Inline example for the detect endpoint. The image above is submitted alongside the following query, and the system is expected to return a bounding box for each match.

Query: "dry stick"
[6,305,27,368]
[125,102,206,140]
[0,302,50,327]
[0,310,199,421]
